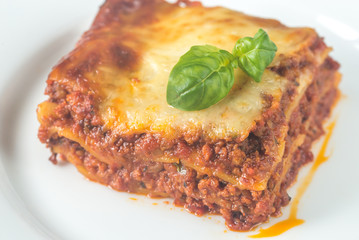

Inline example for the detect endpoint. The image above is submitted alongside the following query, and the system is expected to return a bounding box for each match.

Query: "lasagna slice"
[37,0,340,231]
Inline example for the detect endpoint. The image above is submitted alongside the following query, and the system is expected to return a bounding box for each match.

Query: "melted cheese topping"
[47,2,321,141]
[85,5,318,139]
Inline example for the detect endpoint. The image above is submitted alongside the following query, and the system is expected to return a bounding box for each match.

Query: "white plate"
[1,0,359,239]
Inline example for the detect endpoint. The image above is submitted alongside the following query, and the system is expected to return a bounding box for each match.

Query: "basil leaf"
[166,29,277,111]
[167,45,234,111]
[232,28,277,82]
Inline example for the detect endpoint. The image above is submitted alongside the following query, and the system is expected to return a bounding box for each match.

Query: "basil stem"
[167,29,277,111]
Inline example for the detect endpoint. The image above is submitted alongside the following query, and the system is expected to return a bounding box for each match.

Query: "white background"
[1,0,359,239]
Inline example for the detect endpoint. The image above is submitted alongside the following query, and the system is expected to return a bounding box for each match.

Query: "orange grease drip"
[249,121,336,238]
[129,197,138,201]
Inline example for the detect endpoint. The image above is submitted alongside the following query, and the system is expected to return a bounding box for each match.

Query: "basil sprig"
[167,29,277,111]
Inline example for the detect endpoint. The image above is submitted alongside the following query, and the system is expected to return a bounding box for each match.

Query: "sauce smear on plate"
[249,121,336,238]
